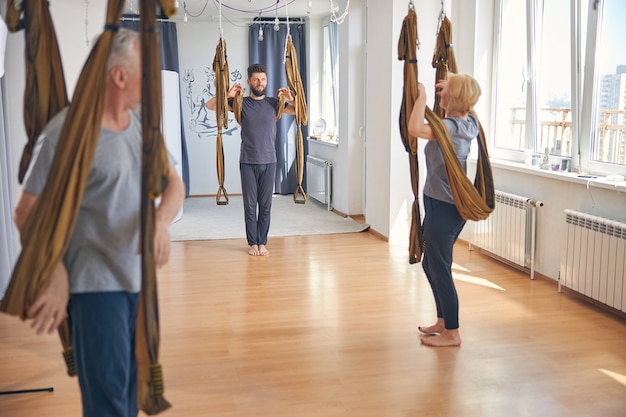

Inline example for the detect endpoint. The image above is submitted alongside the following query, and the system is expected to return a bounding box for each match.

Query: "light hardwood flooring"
[1,232,626,417]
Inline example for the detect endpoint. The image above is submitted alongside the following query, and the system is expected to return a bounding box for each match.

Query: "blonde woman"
[408,74,481,347]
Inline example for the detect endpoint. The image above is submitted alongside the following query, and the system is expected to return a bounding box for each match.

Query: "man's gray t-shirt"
[423,114,479,205]
[24,108,143,294]
[237,96,280,164]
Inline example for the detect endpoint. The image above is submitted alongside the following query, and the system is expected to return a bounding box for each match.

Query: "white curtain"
[0,75,18,299]
[329,21,339,131]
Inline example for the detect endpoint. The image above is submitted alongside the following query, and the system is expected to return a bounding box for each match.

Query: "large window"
[493,0,528,153]
[321,22,338,139]
[492,0,626,174]
[587,0,626,167]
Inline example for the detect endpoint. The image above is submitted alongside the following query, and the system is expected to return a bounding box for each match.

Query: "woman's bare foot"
[248,245,260,256]
[420,329,461,347]
[258,245,269,256]
[418,318,445,335]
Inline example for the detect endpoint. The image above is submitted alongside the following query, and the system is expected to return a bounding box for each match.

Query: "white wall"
[176,20,247,196]
[335,0,365,216]
[304,5,366,217]
[363,0,441,245]
[362,0,394,239]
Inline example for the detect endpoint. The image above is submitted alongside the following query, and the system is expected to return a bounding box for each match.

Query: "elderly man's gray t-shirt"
[423,114,479,205]
[24,109,143,294]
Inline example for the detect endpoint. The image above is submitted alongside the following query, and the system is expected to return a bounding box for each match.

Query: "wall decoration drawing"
[183,67,243,138]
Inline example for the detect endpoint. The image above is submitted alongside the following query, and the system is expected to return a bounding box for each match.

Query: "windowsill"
[475,158,626,192]
[308,136,339,147]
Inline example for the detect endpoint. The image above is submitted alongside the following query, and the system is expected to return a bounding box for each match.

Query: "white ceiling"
[143,0,348,21]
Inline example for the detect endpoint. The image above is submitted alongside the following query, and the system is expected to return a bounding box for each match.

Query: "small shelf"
[307,136,339,147]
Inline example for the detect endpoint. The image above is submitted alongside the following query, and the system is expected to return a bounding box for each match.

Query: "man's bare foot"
[258,245,269,256]
[420,329,461,347]
[418,318,445,335]
[248,245,260,256]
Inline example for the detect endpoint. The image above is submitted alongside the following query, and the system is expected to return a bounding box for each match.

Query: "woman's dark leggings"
[422,195,466,330]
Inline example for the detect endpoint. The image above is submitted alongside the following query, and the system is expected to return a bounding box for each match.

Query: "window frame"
[320,21,339,138]
[579,0,626,176]
[490,0,625,176]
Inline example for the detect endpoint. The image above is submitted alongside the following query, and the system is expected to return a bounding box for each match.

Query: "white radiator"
[469,191,542,278]
[559,210,626,312]
[306,155,333,210]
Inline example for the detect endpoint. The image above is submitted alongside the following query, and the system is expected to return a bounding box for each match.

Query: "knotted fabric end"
[62,346,77,377]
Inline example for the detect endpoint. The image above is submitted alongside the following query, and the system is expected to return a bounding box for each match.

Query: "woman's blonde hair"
[443,74,481,114]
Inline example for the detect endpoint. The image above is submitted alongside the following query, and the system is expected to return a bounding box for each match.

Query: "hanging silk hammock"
[5,0,69,185]
[429,11,494,221]
[397,5,495,264]
[283,34,308,204]
[136,0,175,413]
[432,15,456,118]
[1,0,176,414]
[212,37,230,205]
[3,0,74,374]
[397,5,424,264]
[424,106,495,221]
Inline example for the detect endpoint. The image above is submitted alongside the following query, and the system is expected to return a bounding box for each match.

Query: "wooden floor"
[1,232,626,417]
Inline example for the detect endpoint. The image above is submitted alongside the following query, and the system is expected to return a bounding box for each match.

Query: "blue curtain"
[121,16,191,196]
[248,22,309,195]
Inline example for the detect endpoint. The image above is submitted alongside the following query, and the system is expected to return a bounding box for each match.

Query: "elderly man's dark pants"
[69,292,139,417]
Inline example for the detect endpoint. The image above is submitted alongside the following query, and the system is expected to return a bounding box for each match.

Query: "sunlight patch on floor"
[452,262,471,273]
[599,369,626,386]
[452,272,506,291]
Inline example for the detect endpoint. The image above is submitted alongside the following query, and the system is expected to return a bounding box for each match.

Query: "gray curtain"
[0,76,17,298]
[248,22,309,195]
[121,16,191,196]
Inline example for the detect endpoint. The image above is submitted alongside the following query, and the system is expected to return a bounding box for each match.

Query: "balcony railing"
[510,107,626,164]
[596,110,626,164]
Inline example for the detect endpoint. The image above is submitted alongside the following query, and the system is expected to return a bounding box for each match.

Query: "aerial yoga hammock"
[0,0,176,414]
[2,0,75,377]
[282,20,309,204]
[212,2,230,205]
[398,1,495,264]
[232,11,308,204]
[7,0,69,185]
[398,3,423,264]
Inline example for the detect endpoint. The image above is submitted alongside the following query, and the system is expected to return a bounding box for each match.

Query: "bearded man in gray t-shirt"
[206,63,295,256]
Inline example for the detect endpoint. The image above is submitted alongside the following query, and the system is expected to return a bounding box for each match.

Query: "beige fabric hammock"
[212,37,230,205]
[429,11,494,221]
[283,34,308,204]
[397,6,495,264]
[6,0,70,185]
[432,15,456,118]
[135,0,175,413]
[3,0,76,375]
[397,7,424,264]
